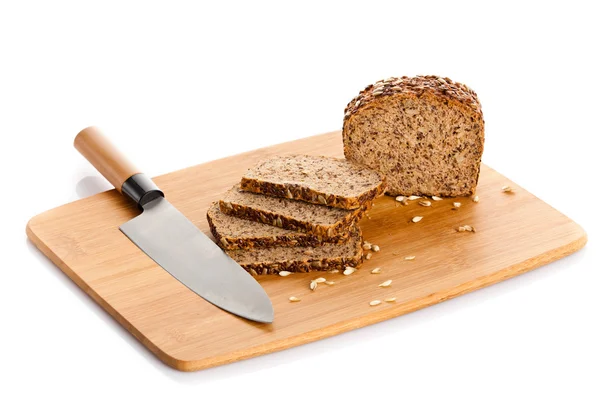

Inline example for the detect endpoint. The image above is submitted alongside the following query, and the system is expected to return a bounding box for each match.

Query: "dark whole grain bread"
[342,75,485,197]
[219,185,364,238]
[207,202,348,250]
[225,225,363,275]
[240,155,386,209]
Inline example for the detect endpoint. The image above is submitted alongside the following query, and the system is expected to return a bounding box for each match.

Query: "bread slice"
[240,154,386,209]
[207,202,348,250]
[219,185,364,238]
[226,225,363,275]
[342,75,484,197]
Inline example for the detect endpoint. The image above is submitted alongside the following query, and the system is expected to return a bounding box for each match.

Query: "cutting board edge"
[25,221,186,371]
[26,217,587,372]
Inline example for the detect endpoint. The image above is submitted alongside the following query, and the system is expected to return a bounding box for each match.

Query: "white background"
[1,1,598,399]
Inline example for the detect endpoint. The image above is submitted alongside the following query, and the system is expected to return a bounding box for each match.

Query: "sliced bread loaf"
[226,225,363,275]
[342,75,484,197]
[207,202,348,250]
[240,154,386,209]
[219,185,364,238]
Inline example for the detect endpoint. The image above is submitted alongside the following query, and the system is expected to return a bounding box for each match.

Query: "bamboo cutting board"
[26,131,587,371]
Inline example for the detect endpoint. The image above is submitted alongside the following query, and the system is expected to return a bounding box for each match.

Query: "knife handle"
[74,126,164,207]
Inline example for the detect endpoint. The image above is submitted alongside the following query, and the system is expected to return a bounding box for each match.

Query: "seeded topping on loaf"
[226,226,363,275]
[240,155,386,209]
[207,202,348,250]
[220,185,364,238]
[343,75,484,197]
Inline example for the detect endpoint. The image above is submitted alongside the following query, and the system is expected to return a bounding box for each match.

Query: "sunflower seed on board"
[472,195,479,203]
[329,269,340,274]
[453,202,462,209]
[379,280,392,288]
[279,271,292,277]
[289,296,301,302]
[419,200,432,207]
[325,281,335,286]
[385,298,397,303]
[457,225,476,233]
[310,281,318,291]
[370,300,382,306]
[431,196,443,201]
[412,216,423,223]
[408,195,421,201]
[362,243,372,250]
[371,267,382,274]
[395,196,405,202]
[343,267,356,276]
[313,277,326,284]
[365,253,372,260]
[502,185,513,193]
[404,255,416,261]
[372,245,380,252]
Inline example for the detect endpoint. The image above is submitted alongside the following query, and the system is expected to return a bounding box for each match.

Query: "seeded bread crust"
[207,202,348,250]
[219,185,365,238]
[240,155,386,210]
[342,75,484,197]
[226,226,364,275]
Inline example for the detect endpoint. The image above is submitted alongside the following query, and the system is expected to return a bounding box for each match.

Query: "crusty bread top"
[343,75,482,122]
[241,154,385,201]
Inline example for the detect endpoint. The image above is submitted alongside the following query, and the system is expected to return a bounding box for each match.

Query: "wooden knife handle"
[74,126,139,192]
[74,126,163,207]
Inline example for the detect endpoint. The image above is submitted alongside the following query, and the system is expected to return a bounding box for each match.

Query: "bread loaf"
[207,202,348,250]
[342,75,484,197]
[240,154,385,209]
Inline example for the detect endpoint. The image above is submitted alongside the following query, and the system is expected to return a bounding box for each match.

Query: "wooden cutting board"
[26,131,587,372]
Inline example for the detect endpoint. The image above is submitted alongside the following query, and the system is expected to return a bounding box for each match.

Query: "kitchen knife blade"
[74,126,274,323]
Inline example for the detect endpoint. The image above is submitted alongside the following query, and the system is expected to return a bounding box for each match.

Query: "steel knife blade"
[74,126,274,323]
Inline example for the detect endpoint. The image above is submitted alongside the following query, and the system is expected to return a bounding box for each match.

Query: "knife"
[74,126,274,323]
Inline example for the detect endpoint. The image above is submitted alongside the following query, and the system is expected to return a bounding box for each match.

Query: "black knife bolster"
[122,173,164,208]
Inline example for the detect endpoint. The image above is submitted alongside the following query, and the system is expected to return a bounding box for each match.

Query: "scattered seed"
[453,202,462,209]
[385,298,397,303]
[365,253,373,260]
[372,245,380,252]
[502,185,513,193]
[343,267,356,276]
[362,243,372,250]
[404,255,416,261]
[401,199,409,206]
[279,271,292,277]
[370,300,382,306]
[325,281,335,286]
[286,189,293,199]
[329,269,340,274]
[395,196,405,202]
[379,279,392,288]
[313,277,326,284]
[249,268,258,276]
[289,296,301,302]
[472,195,479,203]
[457,225,476,233]
[317,195,327,205]
[371,267,382,274]
[431,196,443,201]
[419,200,432,207]
[412,216,423,223]
[310,281,318,291]
[408,195,421,201]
